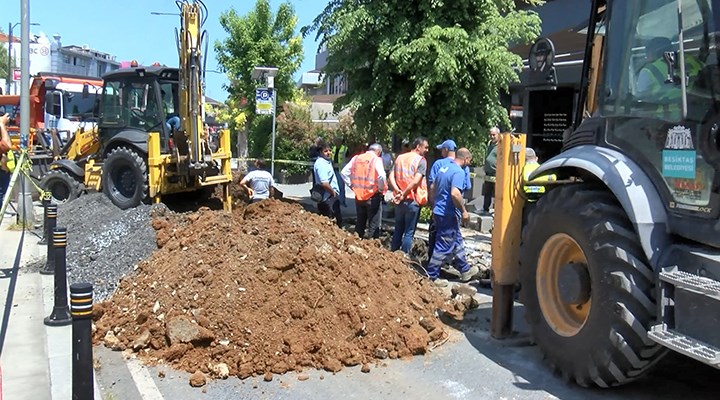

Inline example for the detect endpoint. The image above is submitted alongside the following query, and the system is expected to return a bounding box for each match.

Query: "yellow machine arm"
[176,0,209,169]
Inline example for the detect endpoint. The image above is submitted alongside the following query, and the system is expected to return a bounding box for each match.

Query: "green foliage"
[214,0,304,153]
[248,116,273,157]
[305,0,541,147]
[418,206,433,223]
[0,29,15,89]
[275,102,329,175]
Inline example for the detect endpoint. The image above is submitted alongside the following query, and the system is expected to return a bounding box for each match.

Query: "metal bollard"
[38,198,51,245]
[39,204,58,275]
[70,282,94,400]
[43,227,72,326]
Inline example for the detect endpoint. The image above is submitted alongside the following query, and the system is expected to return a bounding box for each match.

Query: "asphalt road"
[93,289,720,400]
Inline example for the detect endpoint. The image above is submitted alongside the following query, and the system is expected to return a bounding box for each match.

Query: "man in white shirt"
[240,158,275,203]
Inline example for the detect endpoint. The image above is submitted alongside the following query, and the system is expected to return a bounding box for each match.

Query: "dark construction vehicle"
[493,0,720,388]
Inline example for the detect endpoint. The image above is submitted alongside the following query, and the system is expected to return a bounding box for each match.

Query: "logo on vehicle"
[664,125,693,150]
[662,125,696,180]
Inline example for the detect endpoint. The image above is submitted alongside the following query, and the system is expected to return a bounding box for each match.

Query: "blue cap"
[436,140,457,151]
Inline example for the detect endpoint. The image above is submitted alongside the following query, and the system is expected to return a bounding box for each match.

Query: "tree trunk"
[236,121,249,175]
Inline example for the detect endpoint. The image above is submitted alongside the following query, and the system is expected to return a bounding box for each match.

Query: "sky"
[4,0,327,101]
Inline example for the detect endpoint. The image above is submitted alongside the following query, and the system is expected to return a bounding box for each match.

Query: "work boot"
[433,278,449,288]
[459,265,480,283]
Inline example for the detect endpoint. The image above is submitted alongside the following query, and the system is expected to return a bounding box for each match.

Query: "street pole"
[270,86,276,177]
[17,0,34,227]
[6,23,12,95]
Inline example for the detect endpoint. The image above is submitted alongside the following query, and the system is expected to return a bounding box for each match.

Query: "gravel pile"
[58,193,159,300]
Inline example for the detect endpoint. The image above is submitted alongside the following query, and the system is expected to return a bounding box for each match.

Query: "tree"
[0,29,16,93]
[214,0,304,159]
[305,0,542,145]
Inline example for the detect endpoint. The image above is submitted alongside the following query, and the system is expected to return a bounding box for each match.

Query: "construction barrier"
[39,205,58,276]
[70,282,94,400]
[44,227,72,327]
[38,198,50,245]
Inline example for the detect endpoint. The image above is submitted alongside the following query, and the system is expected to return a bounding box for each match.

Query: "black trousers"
[482,181,495,212]
[318,196,343,227]
[355,193,383,239]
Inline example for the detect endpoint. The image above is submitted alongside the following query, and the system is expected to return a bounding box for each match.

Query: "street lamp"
[6,21,39,94]
[252,66,279,176]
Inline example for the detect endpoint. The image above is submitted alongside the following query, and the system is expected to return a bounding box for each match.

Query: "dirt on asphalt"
[93,199,461,382]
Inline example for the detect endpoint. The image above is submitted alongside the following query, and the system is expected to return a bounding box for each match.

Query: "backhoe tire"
[40,170,83,204]
[519,184,666,388]
[102,147,148,210]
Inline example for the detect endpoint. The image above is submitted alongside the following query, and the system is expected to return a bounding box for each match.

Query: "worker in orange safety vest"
[341,143,387,239]
[388,137,429,253]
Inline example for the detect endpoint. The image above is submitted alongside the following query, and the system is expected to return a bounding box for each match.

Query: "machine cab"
[596,0,720,247]
[98,67,180,151]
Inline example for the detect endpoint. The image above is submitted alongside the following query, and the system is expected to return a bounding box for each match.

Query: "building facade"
[1,31,121,95]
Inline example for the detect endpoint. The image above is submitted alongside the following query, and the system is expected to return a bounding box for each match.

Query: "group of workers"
[238,129,549,287]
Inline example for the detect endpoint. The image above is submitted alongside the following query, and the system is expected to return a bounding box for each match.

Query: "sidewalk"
[0,203,101,400]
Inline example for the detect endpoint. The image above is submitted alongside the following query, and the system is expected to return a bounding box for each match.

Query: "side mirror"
[82,83,89,99]
[44,78,59,91]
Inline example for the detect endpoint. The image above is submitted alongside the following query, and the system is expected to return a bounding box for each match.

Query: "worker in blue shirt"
[313,142,342,227]
[427,148,479,287]
[427,139,472,261]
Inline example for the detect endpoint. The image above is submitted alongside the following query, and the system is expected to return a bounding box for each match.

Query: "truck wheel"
[40,170,83,204]
[519,184,666,387]
[102,147,148,209]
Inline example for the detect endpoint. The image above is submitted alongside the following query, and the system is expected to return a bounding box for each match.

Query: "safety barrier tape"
[0,150,51,227]
[237,158,316,167]
[236,158,496,178]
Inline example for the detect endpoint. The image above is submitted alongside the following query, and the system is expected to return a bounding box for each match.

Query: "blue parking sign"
[255,88,273,115]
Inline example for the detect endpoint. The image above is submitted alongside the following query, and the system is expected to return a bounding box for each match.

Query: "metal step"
[659,269,720,300]
[649,325,720,367]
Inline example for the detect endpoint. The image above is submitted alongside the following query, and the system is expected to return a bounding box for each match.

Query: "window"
[100,81,122,125]
[601,0,719,207]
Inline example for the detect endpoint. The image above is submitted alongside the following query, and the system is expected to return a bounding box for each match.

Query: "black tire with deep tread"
[102,147,148,209]
[39,170,83,204]
[519,184,667,388]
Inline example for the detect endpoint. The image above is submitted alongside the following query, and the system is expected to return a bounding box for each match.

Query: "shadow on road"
[442,290,720,399]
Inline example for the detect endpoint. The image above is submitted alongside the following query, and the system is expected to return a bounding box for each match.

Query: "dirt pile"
[221,171,250,205]
[93,199,456,380]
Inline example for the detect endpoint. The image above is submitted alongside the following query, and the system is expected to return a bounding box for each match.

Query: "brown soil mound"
[93,200,453,380]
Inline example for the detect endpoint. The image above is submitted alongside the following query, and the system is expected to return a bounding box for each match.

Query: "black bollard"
[44,227,72,326]
[40,204,58,275]
[71,282,94,400]
[38,198,51,245]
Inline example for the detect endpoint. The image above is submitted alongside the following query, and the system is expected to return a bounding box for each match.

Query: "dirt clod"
[189,370,207,387]
[93,200,456,381]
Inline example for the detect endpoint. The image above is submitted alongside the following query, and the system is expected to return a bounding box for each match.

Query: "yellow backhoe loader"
[43,0,232,209]
[493,0,720,388]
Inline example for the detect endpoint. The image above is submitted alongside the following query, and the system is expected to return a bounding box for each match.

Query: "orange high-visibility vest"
[393,152,427,204]
[350,152,381,201]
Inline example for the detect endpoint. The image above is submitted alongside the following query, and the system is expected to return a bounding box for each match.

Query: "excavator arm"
[176,0,209,170]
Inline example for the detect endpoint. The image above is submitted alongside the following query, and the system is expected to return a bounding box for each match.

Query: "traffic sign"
[255,88,273,115]
[12,69,21,81]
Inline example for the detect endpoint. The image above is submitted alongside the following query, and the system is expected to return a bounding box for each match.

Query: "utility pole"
[17,0,34,226]
[6,22,12,95]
